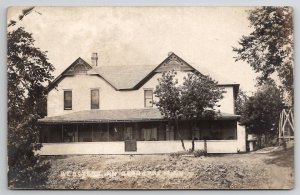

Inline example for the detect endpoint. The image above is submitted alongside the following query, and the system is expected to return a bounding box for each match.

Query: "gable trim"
[132,53,200,89]
[47,57,118,92]
[47,53,239,92]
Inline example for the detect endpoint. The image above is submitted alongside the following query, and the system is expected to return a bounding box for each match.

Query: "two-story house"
[38,52,246,155]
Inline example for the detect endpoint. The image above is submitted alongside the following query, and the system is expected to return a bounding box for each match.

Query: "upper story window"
[144,89,153,108]
[64,90,72,110]
[91,89,99,109]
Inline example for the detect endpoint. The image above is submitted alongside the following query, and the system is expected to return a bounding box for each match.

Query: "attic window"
[64,90,72,110]
[91,89,99,109]
[144,89,153,108]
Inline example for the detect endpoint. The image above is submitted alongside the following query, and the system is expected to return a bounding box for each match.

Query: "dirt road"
[44,146,294,189]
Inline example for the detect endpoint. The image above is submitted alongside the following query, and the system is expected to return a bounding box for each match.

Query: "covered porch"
[37,108,245,154]
[39,120,239,143]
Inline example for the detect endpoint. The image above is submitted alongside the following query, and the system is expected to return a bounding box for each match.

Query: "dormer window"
[64,90,72,110]
[144,89,153,108]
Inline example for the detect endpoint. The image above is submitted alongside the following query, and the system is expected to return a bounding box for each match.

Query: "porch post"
[134,122,138,140]
[92,124,94,142]
[61,124,64,143]
[107,123,109,141]
[123,122,125,140]
[76,124,79,142]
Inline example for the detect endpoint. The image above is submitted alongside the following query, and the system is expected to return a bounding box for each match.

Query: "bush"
[170,151,190,158]
[8,115,50,189]
[193,149,207,157]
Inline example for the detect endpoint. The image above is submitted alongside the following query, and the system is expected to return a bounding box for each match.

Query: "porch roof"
[38,109,240,124]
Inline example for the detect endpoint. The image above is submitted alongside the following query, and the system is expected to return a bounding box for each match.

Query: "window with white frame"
[144,89,153,107]
[91,89,99,109]
[64,90,72,110]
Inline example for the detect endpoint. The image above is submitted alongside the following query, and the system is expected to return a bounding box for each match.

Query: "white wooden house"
[38,52,246,155]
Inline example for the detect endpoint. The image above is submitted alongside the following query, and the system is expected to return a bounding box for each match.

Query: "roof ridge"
[93,64,155,68]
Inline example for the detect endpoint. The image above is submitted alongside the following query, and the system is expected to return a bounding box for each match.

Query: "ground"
[43,146,294,189]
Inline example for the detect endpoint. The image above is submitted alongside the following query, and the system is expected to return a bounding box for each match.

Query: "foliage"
[8,27,54,123]
[181,72,225,119]
[7,27,54,188]
[8,115,50,189]
[154,71,225,151]
[153,71,181,120]
[154,71,225,120]
[234,89,249,115]
[193,149,207,157]
[233,7,293,106]
[240,80,284,136]
[8,7,41,27]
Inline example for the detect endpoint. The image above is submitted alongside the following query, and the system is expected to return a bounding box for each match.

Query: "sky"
[7,6,259,93]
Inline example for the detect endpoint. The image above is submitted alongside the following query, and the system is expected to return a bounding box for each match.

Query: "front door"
[124,126,137,152]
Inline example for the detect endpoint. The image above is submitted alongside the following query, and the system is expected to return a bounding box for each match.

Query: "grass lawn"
[43,146,294,189]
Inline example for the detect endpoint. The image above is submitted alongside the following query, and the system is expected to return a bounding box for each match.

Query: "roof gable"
[133,53,198,89]
[154,53,195,73]
[48,58,96,91]
[63,58,93,75]
[48,53,238,93]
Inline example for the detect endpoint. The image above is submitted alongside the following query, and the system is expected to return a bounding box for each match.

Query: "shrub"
[193,149,207,157]
[8,115,50,189]
[170,151,190,158]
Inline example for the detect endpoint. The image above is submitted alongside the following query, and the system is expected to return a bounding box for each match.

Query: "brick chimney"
[91,52,98,66]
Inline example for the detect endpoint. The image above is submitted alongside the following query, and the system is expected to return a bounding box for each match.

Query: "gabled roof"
[38,108,240,124]
[48,52,239,92]
[93,65,155,90]
[48,57,95,91]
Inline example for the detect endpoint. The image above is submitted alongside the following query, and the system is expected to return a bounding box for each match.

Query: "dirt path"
[44,147,294,189]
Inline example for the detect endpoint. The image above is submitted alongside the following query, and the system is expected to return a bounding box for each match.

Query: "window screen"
[64,91,72,110]
[91,89,99,109]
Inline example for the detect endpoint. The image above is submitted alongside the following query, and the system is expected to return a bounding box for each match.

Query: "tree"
[8,115,50,188]
[233,7,293,106]
[154,71,225,151]
[154,71,185,149]
[7,27,54,188]
[181,72,225,151]
[8,7,41,27]
[8,27,54,122]
[240,80,284,147]
[235,89,249,116]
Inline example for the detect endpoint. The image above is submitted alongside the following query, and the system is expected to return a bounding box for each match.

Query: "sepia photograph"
[7,6,294,189]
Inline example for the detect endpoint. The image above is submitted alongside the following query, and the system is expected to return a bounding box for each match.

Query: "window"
[64,90,72,110]
[144,89,153,107]
[91,89,99,109]
[62,125,77,142]
[142,128,157,141]
[166,125,175,140]
[125,126,133,140]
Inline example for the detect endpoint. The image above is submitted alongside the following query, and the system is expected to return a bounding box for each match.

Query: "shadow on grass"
[263,147,294,168]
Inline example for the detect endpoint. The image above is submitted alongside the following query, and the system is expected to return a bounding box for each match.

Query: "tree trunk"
[175,119,185,151]
[192,138,195,152]
[191,120,195,152]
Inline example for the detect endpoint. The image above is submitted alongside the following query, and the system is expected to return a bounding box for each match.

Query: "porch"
[38,140,242,155]
[37,108,245,154]
[39,120,239,143]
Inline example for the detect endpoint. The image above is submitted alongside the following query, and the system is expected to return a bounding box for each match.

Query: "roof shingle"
[38,108,239,124]
[93,65,155,89]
